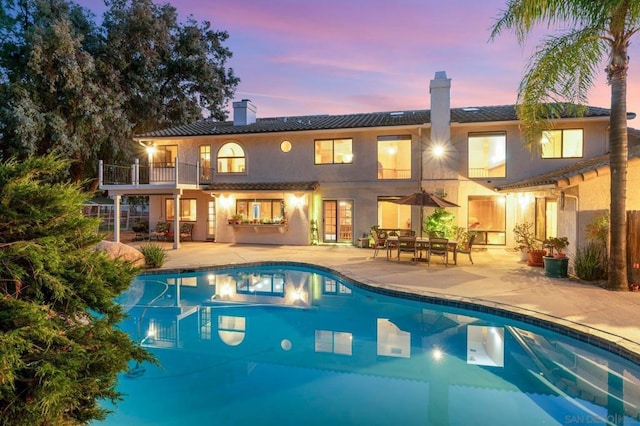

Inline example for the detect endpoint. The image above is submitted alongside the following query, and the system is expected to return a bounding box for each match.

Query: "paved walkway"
[139,241,640,361]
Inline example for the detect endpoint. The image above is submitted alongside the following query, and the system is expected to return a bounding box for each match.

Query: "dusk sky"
[79,0,640,122]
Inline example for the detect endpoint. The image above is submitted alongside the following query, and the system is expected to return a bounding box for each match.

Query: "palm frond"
[517,27,607,152]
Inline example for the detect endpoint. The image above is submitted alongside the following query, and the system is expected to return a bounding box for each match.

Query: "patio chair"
[370,229,387,258]
[454,233,476,265]
[427,238,449,266]
[396,236,418,263]
[150,222,171,241]
[180,222,194,241]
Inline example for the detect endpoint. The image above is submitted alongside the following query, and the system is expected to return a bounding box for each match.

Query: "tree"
[0,0,239,183]
[102,0,240,135]
[0,0,132,183]
[0,155,154,424]
[490,0,640,291]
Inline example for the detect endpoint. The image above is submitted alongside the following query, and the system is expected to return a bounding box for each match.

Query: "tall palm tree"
[490,0,640,291]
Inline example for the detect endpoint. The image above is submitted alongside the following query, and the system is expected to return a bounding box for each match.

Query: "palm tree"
[490,0,640,291]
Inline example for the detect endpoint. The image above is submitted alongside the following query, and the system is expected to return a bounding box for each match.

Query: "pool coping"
[142,260,640,366]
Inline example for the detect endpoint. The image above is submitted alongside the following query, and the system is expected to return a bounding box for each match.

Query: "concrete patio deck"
[136,241,640,362]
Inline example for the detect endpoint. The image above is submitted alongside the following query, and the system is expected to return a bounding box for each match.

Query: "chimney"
[422,71,458,185]
[429,71,451,147]
[232,99,257,125]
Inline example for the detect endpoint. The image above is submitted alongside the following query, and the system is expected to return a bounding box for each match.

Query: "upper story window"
[468,132,506,178]
[200,145,211,181]
[152,145,177,167]
[541,129,583,158]
[377,135,411,179]
[217,142,246,173]
[315,138,353,164]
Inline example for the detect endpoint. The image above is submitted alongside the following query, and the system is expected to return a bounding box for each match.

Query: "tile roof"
[136,104,612,138]
[495,136,640,191]
[204,181,320,192]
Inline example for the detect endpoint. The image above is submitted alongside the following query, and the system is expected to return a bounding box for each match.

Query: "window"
[235,199,284,223]
[377,196,412,230]
[315,138,353,164]
[468,196,506,245]
[165,198,197,221]
[217,142,246,173]
[468,133,506,178]
[152,145,177,167]
[377,135,411,179]
[280,140,292,152]
[541,129,583,158]
[200,145,211,181]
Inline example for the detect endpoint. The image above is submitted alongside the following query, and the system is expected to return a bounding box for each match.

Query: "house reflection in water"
[116,265,640,424]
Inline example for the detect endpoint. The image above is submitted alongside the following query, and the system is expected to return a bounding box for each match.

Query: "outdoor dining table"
[385,236,458,265]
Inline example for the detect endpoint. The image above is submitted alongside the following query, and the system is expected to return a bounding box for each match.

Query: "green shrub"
[574,242,607,281]
[139,243,167,268]
[424,207,455,238]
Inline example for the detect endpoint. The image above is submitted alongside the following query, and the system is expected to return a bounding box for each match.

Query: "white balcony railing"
[99,158,215,187]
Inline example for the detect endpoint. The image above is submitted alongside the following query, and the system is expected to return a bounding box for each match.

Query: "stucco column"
[113,195,121,243]
[173,193,180,249]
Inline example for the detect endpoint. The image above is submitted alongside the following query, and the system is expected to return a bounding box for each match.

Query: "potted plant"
[543,237,569,258]
[513,222,545,266]
[543,236,570,278]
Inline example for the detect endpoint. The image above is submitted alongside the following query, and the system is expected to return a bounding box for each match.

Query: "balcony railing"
[99,158,215,187]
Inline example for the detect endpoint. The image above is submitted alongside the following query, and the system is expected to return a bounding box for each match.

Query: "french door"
[323,200,353,243]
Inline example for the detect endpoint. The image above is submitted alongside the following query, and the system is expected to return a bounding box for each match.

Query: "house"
[98,71,639,253]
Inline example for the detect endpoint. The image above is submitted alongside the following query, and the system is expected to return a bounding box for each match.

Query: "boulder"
[95,241,145,268]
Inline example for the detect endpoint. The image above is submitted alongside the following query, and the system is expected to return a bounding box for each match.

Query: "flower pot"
[527,249,546,267]
[519,250,529,262]
[543,256,569,278]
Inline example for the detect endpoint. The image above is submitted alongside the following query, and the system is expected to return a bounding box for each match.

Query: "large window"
[315,138,353,164]
[468,133,506,178]
[468,195,506,245]
[377,135,411,179]
[235,199,284,223]
[152,145,177,167]
[165,198,197,221]
[377,197,412,230]
[541,129,583,158]
[217,142,245,173]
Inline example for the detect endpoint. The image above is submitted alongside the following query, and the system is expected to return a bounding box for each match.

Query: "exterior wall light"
[432,145,445,158]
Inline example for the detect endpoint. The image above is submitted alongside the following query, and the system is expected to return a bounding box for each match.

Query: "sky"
[78,0,640,121]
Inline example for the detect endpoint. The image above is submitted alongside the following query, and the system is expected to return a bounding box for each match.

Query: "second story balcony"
[98,158,215,191]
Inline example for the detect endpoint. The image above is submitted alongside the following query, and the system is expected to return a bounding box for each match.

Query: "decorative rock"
[95,241,145,268]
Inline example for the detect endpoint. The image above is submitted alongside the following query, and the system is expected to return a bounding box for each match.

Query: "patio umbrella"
[394,190,460,237]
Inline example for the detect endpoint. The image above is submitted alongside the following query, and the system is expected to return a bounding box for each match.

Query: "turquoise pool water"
[97,264,640,426]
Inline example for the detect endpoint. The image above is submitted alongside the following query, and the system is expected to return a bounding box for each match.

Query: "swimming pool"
[96,263,640,425]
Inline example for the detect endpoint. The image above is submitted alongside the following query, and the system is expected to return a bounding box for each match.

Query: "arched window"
[217,142,246,173]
